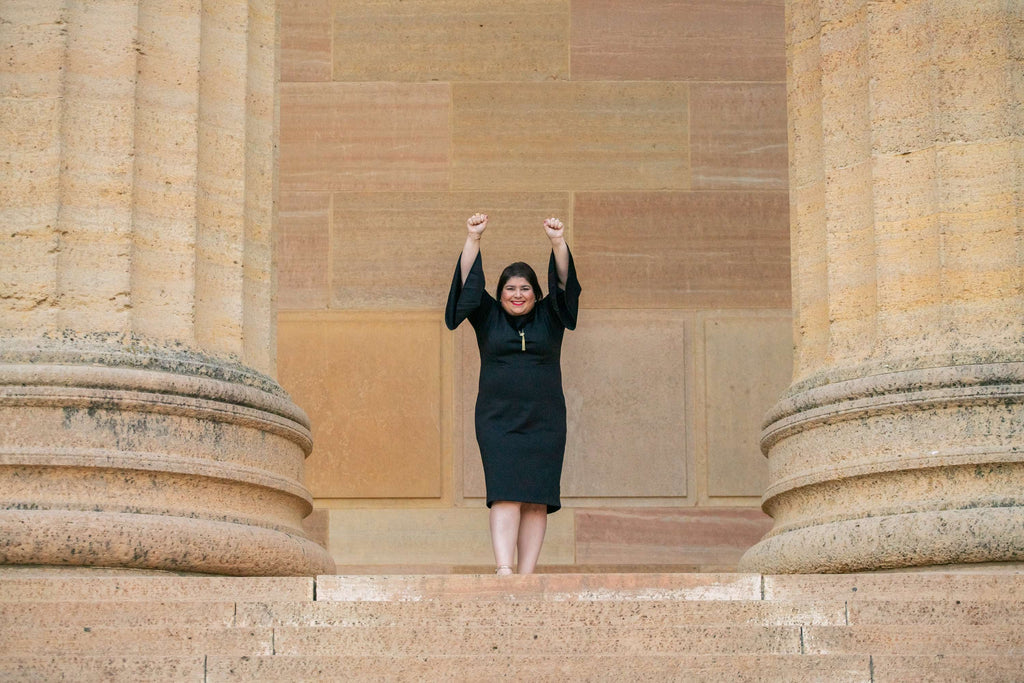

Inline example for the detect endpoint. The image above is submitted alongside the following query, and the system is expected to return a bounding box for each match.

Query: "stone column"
[0,0,334,575]
[741,1,1024,573]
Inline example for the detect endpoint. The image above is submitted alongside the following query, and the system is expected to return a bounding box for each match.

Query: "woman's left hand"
[543,217,565,241]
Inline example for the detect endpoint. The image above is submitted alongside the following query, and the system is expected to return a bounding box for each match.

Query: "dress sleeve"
[445,251,487,330]
[547,245,582,330]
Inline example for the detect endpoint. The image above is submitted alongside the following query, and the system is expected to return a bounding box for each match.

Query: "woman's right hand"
[467,213,488,238]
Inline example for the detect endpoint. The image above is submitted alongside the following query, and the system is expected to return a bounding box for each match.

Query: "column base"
[741,361,1024,574]
[0,337,335,576]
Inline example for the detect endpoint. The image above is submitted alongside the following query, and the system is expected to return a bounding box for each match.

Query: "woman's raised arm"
[461,213,487,285]
[544,217,569,289]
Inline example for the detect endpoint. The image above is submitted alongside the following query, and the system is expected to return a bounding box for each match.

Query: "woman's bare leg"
[489,501,520,574]
[515,503,548,574]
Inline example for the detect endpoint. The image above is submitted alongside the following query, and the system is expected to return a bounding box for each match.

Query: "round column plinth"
[740,360,1024,574]
[0,342,335,576]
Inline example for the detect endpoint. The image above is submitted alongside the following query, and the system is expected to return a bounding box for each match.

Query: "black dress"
[445,248,582,513]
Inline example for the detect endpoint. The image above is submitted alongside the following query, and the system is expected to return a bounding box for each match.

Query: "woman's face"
[500,276,537,316]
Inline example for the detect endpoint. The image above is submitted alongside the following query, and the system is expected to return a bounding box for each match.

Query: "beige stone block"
[452,82,689,191]
[0,601,236,628]
[235,596,844,628]
[280,0,333,82]
[331,0,569,81]
[573,192,791,309]
[704,315,792,497]
[330,192,571,310]
[280,83,451,192]
[510,655,870,681]
[205,654,875,683]
[803,625,1024,656]
[277,313,444,499]
[571,0,784,81]
[459,310,690,500]
[277,192,331,310]
[871,655,1024,683]
[314,572,763,601]
[509,624,801,655]
[563,311,691,498]
[690,83,788,190]
[763,572,1024,603]
[273,624,517,656]
[0,656,207,682]
[848,600,1024,626]
[0,576,314,603]
[0,626,274,657]
[325,508,574,567]
[206,655,515,681]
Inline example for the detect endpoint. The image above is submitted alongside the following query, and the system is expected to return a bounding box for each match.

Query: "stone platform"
[1,570,1022,681]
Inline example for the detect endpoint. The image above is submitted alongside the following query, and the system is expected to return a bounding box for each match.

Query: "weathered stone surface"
[0,656,206,682]
[763,571,1024,602]
[2,571,1022,680]
[0,1,332,576]
[743,0,1024,574]
[0,350,333,576]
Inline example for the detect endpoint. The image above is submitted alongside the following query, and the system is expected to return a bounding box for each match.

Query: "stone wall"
[276,0,791,569]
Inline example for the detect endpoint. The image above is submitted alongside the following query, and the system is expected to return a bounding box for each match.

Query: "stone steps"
[3,654,1024,683]
[0,571,1022,681]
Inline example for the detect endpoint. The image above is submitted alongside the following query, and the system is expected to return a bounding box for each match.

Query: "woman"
[445,212,581,575]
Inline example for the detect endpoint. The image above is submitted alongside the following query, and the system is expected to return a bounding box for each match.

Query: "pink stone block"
[690,83,789,190]
[279,83,451,192]
[276,192,330,310]
[571,0,785,81]
[574,508,773,567]
[280,0,333,82]
[574,191,790,309]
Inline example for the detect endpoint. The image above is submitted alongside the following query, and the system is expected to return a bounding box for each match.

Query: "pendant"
[519,329,525,351]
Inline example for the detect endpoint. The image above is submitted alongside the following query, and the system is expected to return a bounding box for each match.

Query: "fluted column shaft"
[741,0,1024,573]
[0,0,333,575]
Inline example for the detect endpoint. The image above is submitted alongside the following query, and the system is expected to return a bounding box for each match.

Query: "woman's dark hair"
[496,262,542,301]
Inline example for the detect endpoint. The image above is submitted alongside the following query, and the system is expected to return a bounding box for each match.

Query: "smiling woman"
[445,213,582,576]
